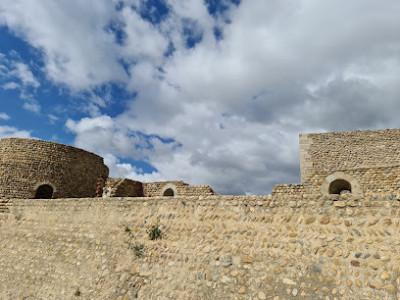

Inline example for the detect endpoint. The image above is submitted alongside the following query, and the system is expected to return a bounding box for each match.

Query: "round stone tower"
[0,138,109,199]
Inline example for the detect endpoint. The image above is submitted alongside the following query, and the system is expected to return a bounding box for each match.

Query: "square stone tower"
[298,129,400,195]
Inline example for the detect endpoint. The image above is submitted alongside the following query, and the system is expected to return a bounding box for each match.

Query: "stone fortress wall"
[2,129,400,299]
[0,138,109,199]
[103,178,144,197]
[1,193,400,299]
[144,180,215,197]
[104,178,215,197]
[272,129,400,198]
[299,129,400,180]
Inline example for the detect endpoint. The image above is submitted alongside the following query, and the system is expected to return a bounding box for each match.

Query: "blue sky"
[1,0,400,195]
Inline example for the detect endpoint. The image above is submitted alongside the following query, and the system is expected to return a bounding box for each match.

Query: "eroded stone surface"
[0,194,400,299]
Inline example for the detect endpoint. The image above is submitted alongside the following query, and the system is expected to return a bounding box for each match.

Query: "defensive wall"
[299,129,400,181]
[104,178,215,198]
[298,129,400,196]
[2,129,400,299]
[0,138,215,200]
[144,180,215,197]
[0,138,109,199]
[104,178,144,197]
[1,193,400,299]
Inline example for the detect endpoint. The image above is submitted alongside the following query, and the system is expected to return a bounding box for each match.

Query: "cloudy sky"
[0,0,400,195]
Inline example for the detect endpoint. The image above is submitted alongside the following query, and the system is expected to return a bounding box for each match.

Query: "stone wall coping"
[300,127,400,137]
[0,137,104,160]
[4,194,400,210]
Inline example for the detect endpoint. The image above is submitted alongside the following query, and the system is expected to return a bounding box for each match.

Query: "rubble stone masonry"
[0,138,109,198]
[104,179,215,198]
[298,129,400,195]
[104,178,144,197]
[1,194,400,299]
[144,181,215,197]
[300,129,400,179]
[2,129,400,299]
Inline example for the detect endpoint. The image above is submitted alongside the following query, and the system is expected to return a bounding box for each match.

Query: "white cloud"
[103,153,163,182]
[121,7,169,63]
[0,0,128,90]
[9,62,39,88]
[0,113,10,120]
[66,109,300,194]
[0,58,39,89]
[0,52,41,114]
[0,126,32,138]
[47,114,59,124]
[23,100,41,114]
[65,115,152,161]
[2,82,20,90]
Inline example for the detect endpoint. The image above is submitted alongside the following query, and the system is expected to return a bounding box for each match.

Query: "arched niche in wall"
[163,188,174,196]
[32,182,56,199]
[329,179,351,194]
[161,183,178,197]
[321,172,362,195]
[34,183,55,199]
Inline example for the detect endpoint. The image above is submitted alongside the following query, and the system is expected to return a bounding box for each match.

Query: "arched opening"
[163,188,174,197]
[35,184,54,199]
[329,179,351,194]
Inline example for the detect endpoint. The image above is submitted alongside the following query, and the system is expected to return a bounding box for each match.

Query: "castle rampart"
[104,179,215,197]
[300,129,400,179]
[0,138,109,199]
[103,178,144,197]
[143,180,215,197]
[1,194,400,299]
[295,129,400,196]
[2,129,400,298]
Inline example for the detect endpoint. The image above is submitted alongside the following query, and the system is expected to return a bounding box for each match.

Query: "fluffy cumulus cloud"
[0,1,126,90]
[102,153,163,183]
[2,0,400,194]
[0,126,32,139]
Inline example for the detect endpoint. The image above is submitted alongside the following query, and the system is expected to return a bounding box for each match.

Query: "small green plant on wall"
[130,243,145,257]
[147,224,162,240]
